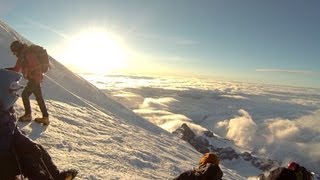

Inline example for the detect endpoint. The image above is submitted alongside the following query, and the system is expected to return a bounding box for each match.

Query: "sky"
[1,0,320,88]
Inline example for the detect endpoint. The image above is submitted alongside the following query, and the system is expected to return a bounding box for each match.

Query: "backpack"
[299,166,313,180]
[266,167,297,180]
[174,164,223,180]
[29,45,50,73]
[174,170,197,180]
[195,163,223,180]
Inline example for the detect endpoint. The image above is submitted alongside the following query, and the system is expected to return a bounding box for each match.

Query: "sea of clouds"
[80,73,320,173]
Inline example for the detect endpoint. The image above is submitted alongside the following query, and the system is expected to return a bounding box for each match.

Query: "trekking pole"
[12,146,24,180]
[12,112,24,180]
[39,156,55,180]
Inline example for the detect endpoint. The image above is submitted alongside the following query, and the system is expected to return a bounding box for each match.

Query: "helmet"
[0,69,23,112]
[10,40,24,54]
[287,161,299,170]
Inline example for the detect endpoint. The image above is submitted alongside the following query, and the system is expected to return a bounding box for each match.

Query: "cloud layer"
[82,74,320,173]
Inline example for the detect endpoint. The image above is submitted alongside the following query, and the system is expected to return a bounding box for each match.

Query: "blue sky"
[1,0,320,88]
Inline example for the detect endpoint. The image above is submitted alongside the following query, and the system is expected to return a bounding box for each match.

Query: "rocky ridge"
[172,123,279,171]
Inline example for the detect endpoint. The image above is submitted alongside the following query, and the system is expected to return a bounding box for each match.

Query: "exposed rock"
[203,130,215,137]
[217,146,239,160]
[190,136,210,154]
[251,158,278,171]
[241,151,253,161]
[172,123,195,141]
[173,123,209,153]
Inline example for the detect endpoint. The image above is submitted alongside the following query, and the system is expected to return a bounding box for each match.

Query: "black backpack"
[195,163,223,180]
[28,45,50,73]
[299,166,313,180]
[266,167,297,180]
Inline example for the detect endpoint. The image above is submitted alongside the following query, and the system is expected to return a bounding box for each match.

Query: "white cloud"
[140,97,178,110]
[256,69,315,75]
[267,119,299,140]
[258,110,320,171]
[225,109,258,148]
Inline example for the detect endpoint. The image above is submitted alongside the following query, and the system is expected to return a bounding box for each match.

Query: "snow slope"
[0,20,246,179]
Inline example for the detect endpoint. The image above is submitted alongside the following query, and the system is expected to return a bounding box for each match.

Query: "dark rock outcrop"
[173,123,209,153]
[172,123,279,171]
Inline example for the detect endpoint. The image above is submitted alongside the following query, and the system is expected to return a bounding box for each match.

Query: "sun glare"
[59,28,128,74]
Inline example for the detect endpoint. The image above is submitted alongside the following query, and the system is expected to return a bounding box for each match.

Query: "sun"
[58,28,128,74]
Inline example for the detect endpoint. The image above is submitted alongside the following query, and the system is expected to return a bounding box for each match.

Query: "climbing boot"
[18,114,32,122]
[34,116,50,125]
